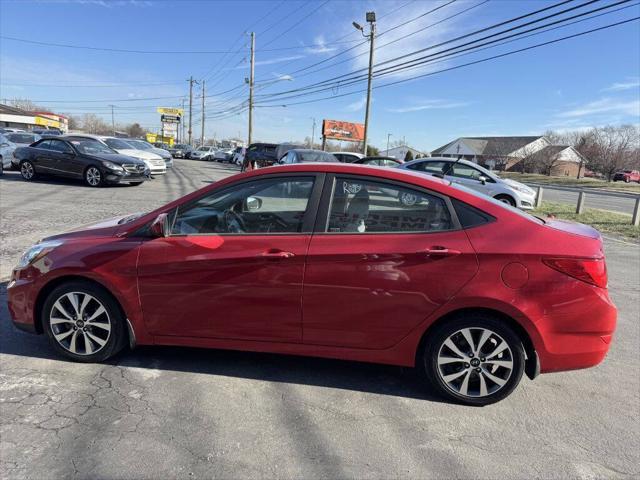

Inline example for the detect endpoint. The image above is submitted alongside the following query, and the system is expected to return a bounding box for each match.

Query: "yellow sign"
[35,116,61,128]
[157,107,183,115]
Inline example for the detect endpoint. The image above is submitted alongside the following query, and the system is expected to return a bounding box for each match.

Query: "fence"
[532,184,640,226]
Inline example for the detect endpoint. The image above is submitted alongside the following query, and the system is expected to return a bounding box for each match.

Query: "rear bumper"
[535,288,617,373]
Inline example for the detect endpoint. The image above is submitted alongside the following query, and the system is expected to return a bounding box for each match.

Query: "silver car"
[400,157,537,209]
[1,132,41,173]
[125,139,173,168]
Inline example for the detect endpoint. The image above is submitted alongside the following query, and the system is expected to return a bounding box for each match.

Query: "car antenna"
[433,143,463,183]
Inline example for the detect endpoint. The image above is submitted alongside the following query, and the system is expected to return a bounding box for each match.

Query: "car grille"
[122,164,147,174]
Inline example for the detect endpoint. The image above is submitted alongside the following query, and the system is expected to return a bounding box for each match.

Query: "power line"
[253,16,639,109]
[254,0,606,101]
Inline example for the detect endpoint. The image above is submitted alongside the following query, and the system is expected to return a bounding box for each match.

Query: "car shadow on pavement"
[0,283,443,403]
[0,171,133,187]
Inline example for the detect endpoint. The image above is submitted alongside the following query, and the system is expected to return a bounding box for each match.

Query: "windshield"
[197,147,209,151]
[7,133,40,144]
[174,144,188,149]
[67,137,115,155]
[299,151,338,162]
[104,138,133,150]
[128,140,153,150]
[450,182,543,224]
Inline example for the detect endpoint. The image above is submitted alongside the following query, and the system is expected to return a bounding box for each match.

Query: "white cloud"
[387,99,469,113]
[602,78,640,92]
[558,98,640,118]
[305,36,336,54]
[345,96,368,112]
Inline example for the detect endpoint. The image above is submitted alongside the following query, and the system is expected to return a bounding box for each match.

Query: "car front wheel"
[84,166,103,187]
[495,194,516,207]
[42,281,128,363]
[421,314,525,406]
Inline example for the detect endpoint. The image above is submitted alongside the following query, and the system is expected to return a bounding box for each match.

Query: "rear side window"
[451,199,493,228]
[327,177,452,233]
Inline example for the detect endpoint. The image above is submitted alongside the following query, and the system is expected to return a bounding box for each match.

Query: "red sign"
[322,119,365,142]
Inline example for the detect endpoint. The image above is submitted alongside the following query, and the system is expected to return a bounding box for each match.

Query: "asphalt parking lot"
[0,160,639,479]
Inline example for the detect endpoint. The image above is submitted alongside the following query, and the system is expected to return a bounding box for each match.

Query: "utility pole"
[360,12,376,155]
[188,76,194,146]
[386,133,392,154]
[310,118,316,148]
[201,80,205,146]
[109,105,115,135]
[248,32,255,147]
[180,98,186,143]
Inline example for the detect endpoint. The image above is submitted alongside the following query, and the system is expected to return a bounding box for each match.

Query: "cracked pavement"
[1,160,639,479]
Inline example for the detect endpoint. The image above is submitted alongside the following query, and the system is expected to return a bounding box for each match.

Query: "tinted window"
[327,178,452,233]
[36,140,54,150]
[451,199,492,228]
[105,138,133,150]
[67,137,114,155]
[48,140,73,153]
[172,177,315,235]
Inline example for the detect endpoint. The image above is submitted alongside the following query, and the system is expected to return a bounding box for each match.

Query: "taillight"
[542,257,608,288]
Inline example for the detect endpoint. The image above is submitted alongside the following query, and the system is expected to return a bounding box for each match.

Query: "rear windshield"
[450,182,543,224]
[7,133,39,144]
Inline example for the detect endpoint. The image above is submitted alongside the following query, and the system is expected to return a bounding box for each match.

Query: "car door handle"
[420,247,461,257]
[258,249,295,259]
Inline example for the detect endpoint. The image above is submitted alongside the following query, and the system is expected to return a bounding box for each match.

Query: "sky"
[0,0,639,152]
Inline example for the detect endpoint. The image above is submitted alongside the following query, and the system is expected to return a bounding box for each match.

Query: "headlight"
[16,240,63,269]
[510,184,533,194]
[102,161,123,171]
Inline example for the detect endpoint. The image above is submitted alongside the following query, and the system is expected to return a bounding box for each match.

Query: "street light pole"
[109,105,115,135]
[248,32,255,147]
[201,80,205,146]
[360,12,376,156]
[310,118,316,148]
[188,76,194,146]
[386,133,392,155]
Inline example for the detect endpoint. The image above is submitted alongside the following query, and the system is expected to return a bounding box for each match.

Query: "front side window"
[408,161,447,174]
[104,138,132,150]
[172,177,315,235]
[49,140,73,153]
[35,140,54,150]
[451,164,483,180]
[327,177,452,233]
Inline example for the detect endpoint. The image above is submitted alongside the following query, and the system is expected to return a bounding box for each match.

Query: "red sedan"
[7,163,616,405]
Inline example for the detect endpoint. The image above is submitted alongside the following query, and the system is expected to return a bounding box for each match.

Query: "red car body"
[8,163,616,378]
[612,170,640,183]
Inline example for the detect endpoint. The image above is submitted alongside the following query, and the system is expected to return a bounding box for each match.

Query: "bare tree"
[7,98,49,112]
[81,114,111,135]
[125,123,146,138]
[584,125,640,181]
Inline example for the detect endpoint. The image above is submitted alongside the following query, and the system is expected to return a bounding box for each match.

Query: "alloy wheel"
[49,292,111,356]
[85,167,101,186]
[436,327,514,398]
[21,161,34,180]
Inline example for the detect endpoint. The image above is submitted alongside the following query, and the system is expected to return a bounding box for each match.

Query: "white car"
[214,148,235,162]
[100,136,166,175]
[190,146,217,161]
[125,139,173,168]
[231,146,245,166]
[1,132,41,173]
[401,157,537,209]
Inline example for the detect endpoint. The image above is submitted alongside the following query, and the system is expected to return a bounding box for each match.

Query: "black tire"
[495,194,516,207]
[0,160,3,175]
[129,181,144,186]
[624,177,630,183]
[84,166,103,187]
[20,160,37,180]
[42,281,128,363]
[420,313,525,406]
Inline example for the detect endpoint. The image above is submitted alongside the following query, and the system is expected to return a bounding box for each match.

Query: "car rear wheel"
[495,194,516,207]
[84,166,103,187]
[20,160,36,180]
[42,281,128,363]
[420,314,525,406]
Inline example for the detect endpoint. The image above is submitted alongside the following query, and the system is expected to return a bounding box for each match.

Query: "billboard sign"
[322,119,364,142]
[161,114,181,123]
[157,107,184,115]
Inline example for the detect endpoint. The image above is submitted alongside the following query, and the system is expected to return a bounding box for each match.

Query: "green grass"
[501,172,640,194]
[534,201,639,242]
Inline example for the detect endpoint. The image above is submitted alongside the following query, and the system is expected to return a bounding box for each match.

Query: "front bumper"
[517,191,537,210]
[104,166,151,184]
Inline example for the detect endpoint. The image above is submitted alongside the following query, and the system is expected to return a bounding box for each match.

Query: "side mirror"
[246,196,262,211]
[478,175,488,185]
[149,213,170,237]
